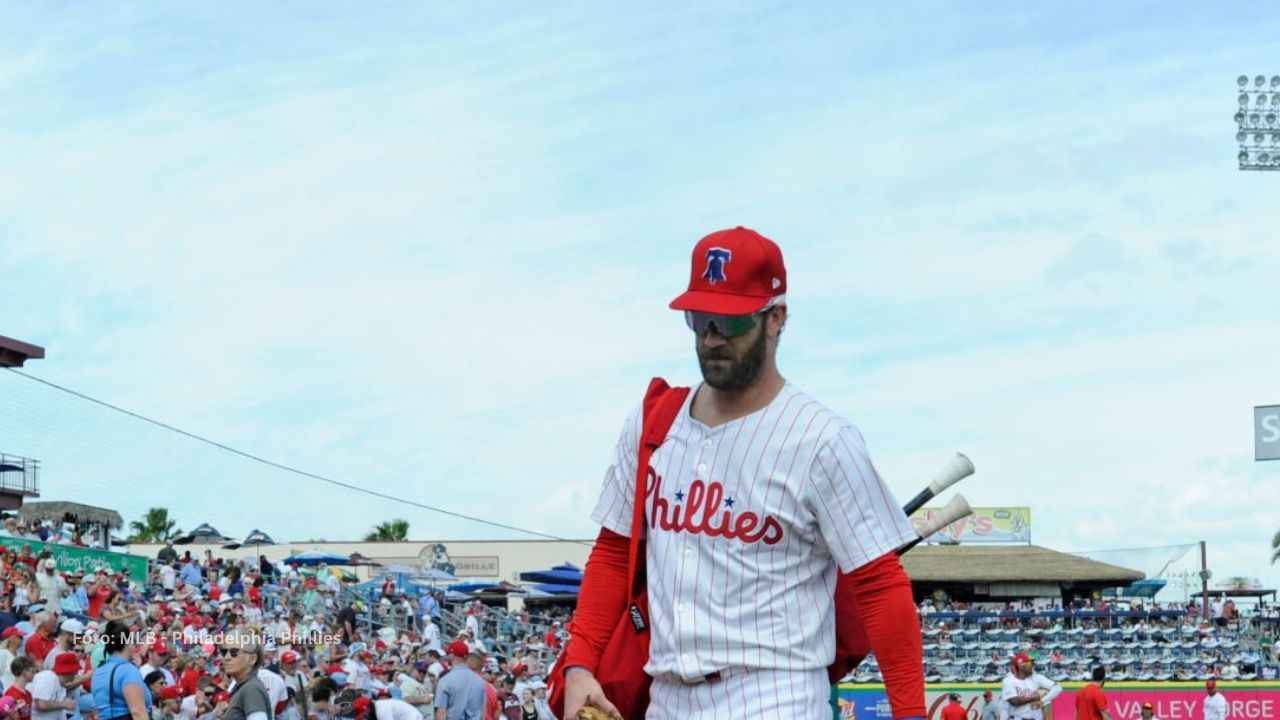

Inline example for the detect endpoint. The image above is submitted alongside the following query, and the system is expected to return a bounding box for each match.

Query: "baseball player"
[563,227,926,719]
[1202,680,1227,720]
[1001,652,1061,720]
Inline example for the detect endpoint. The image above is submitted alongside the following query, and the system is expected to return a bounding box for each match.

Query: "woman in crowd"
[213,633,269,720]
[100,592,130,624]
[91,620,151,720]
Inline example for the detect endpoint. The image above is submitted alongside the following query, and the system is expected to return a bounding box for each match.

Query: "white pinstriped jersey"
[591,382,917,683]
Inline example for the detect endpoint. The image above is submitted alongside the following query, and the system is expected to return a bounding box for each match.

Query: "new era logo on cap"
[669,227,787,315]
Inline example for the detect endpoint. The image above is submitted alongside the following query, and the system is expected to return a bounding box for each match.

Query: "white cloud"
[1,3,1278,597]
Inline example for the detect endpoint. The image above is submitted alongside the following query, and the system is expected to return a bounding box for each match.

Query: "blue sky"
[1,3,1278,596]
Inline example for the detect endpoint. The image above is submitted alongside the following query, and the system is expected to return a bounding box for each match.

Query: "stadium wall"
[835,681,1280,720]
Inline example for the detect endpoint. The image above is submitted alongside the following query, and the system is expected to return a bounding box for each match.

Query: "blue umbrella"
[531,582,580,595]
[519,563,583,585]
[447,581,500,594]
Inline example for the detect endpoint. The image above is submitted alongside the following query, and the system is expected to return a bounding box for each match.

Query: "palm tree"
[365,519,409,542]
[128,507,182,543]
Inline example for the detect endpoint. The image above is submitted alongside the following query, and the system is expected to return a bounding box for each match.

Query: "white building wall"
[130,538,594,583]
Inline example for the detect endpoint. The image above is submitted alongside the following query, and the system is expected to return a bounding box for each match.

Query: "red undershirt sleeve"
[849,552,925,719]
[560,527,631,673]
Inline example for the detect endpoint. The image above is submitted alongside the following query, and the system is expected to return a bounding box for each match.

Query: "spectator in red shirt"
[15,547,37,572]
[940,693,967,720]
[1075,666,1113,720]
[3,655,39,720]
[86,571,114,618]
[22,613,57,663]
[542,622,561,650]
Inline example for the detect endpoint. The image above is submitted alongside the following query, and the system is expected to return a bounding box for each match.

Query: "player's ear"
[767,304,787,339]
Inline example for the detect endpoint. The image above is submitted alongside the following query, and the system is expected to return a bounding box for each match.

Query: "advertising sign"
[0,536,149,582]
[1257,405,1280,461]
[835,682,1280,720]
[909,506,1031,544]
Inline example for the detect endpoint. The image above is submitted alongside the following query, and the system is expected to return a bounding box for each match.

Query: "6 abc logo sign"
[1258,405,1280,461]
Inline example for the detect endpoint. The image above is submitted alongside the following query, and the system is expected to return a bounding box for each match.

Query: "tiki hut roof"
[17,501,124,529]
[901,544,1144,584]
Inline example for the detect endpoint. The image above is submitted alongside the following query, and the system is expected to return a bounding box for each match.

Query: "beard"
[697,324,767,391]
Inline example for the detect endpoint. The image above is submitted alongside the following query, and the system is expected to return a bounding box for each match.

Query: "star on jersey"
[723,497,735,508]
[675,489,685,501]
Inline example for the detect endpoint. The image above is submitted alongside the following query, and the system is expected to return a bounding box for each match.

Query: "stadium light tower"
[1236,74,1280,171]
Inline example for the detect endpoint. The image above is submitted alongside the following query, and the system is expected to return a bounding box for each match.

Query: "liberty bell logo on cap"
[670,226,787,315]
[701,248,732,285]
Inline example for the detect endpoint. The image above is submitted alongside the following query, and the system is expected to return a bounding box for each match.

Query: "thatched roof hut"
[17,501,124,530]
[901,544,1143,601]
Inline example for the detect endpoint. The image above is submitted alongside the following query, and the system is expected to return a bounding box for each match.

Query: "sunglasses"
[218,648,245,658]
[684,308,770,338]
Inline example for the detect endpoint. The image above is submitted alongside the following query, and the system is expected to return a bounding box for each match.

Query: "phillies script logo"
[646,467,784,545]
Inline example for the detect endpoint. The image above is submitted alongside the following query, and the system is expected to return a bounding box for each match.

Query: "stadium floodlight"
[1236,73,1280,171]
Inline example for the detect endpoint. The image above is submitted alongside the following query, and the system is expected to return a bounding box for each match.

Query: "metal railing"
[0,452,40,494]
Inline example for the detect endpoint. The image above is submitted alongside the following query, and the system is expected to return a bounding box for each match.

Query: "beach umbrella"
[174,523,229,545]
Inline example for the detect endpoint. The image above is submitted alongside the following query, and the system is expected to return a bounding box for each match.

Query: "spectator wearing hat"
[62,571,89,616]
[980,690,999,720]
[24,613,59,664]
[433,643,484,720]
[278,652,308,720]
[394,664,433,718]
[140,643,176,688]
[1203,680,1226,720]
[30,653,82,720]
[5,655,40,720]
[43,618,85,671]
[420,618,441,655]
[1,626,27,687]
[35,561,69,613]
[508,665,530,710]
[342,645,372,692]
[1002,651,1060,720]
[1141,701,1159,720]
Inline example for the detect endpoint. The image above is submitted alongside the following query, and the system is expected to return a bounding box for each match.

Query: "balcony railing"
[0,453,40,495]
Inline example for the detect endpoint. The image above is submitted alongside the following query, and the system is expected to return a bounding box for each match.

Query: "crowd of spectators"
[845,596,1274,684]
[0,525,577,720]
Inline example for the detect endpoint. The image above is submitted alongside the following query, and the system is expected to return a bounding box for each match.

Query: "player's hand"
[563,667,624,720]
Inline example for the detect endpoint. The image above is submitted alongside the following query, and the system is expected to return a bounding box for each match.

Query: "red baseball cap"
[1012,652,1033,668]
[669,227,787,315]
[153,641,170,655]
[281,651,298,664]
[1206,679,1217,690]
[446,641,470,659]
[2,627,24,639]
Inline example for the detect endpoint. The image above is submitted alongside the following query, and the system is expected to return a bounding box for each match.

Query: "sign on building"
[909,506,1031,544]
[1257,405,1280,461]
